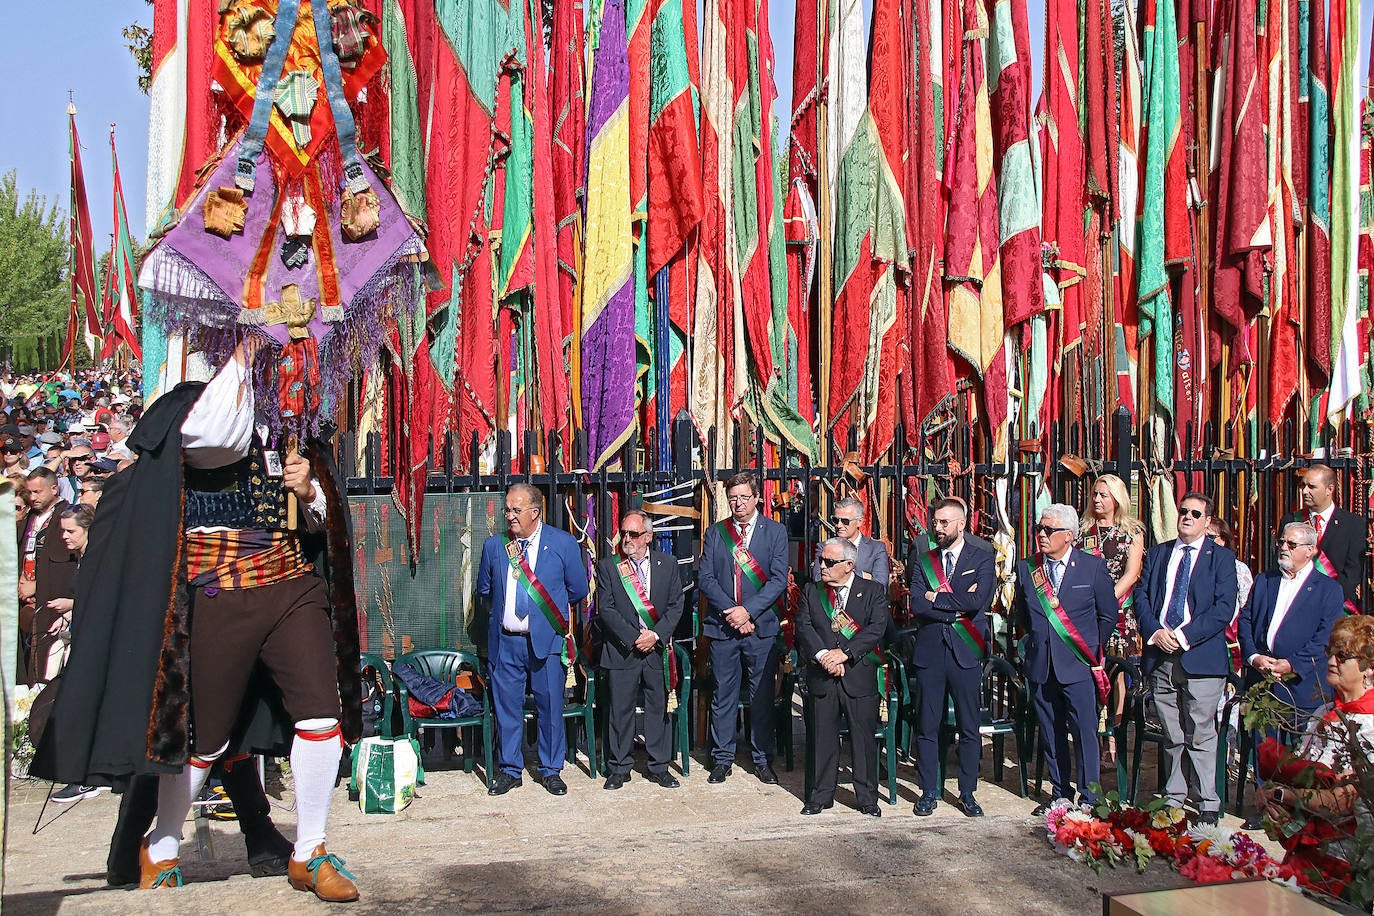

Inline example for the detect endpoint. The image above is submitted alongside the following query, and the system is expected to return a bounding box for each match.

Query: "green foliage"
[124,2,154,94]
[0,172,68,367]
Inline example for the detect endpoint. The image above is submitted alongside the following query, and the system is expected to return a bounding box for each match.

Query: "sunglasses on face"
[1276,538,1314,550]
[1033,524,1071,535]
[621,528,651,539]
[818,556,852,568]
[1179,507,1206,520]
[1331,651,1359,664]
[830,515,860,525]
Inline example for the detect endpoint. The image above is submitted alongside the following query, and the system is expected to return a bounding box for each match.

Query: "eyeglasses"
[1179,507,1207,520]
[727,494,757,504]
[1275,537,1314,550]
[502,506,537,516]
[818,556,852,568]
[1330,651,1360,664]
[621,528,651,539]
[1033,524,1071,535]
[830,515,860,526]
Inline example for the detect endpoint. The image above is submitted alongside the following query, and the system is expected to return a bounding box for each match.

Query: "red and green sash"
[817,583,887,696]
[617,557,679,700]
[1083,526,1135,613]
[503,535,576,665]
[915,548,986,659]
[717,519,784,617]
[1031,555,1108,704]
[1312,545,1360,615]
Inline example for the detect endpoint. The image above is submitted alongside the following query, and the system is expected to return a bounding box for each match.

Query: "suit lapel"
[1257,577,1279,649]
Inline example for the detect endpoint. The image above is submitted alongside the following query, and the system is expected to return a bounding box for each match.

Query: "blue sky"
[1,0,1371,246]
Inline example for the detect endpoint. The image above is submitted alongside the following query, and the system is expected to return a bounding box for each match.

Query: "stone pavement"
[3,736,1253,915]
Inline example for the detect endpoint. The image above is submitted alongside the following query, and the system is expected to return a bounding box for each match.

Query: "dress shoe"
[603,773,628,791]
[288,844,360,903]
[243,824,295,878]
[859,804,882,817]
[488,772,523,796]
[1242,812,1265,831]
[708,764,732,784]
[138,840,183,890]
[756,764,779,785]
[960,795,985,818]
[800,800,834,815]
[1196,810,1220,827]
[1031,802,1053,817]
[913,795,938,817]
[541,773,569,796]
[646,771,680,789]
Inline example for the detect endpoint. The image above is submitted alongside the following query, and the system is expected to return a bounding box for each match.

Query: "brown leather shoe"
[138,839,183,889]
[288,844,359,903]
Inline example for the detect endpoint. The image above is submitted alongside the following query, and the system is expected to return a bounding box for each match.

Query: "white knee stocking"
[291,718,342,861]
[145,742,227,861]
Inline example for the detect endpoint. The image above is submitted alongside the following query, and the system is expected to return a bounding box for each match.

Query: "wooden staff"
[286,435,299,529]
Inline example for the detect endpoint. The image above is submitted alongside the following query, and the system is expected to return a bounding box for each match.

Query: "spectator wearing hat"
[89,432,112,457]
[17,425,41,467]
[3,437,26,476]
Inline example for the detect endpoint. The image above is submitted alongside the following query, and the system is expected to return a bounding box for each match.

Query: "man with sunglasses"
[810,497,889,585]
[698,472,790,785]
[1014,504,1118,815]
[478,483,590,797]
[1133,492,1237,824]
[1238,522,1344,718]
[594,509,684,790]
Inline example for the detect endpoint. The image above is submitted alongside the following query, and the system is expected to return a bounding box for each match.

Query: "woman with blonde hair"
[1080,474,1146,763]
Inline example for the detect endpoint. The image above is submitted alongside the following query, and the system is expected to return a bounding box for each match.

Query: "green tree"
[125,0,154,94]
[0,171,68,370]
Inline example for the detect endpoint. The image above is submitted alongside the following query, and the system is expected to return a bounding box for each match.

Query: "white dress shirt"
[734,511,759,548]
[502,521,544,632]
[1247,563,1314,664]
[1151,537,1206,652]
[942,539,965,580]
[1309,504,1335,540]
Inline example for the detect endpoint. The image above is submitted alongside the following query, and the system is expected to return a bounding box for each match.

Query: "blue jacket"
[1013,549,1118,685]
[909,539,996,670]
[1134,538,1238,677]
[476,523,589,660]
[1239,567,1343,712]
[698,514,790,640]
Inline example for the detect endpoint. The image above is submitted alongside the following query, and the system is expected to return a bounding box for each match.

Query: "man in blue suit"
[1239,521,1343,717]
[698,472,790,784]
[1133,492,1237,824]
[477,483,589,797]
[1014,504,1118,815]
[909,498,995,818]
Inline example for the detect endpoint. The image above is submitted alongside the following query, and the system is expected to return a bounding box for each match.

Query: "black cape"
[31,382,362,786]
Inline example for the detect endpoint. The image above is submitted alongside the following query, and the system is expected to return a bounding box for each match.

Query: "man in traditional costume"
[33,340,363,901]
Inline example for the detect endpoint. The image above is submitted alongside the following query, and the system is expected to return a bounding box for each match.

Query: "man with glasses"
[1285,464,1367,612]
[594,509,684,790]
[1014,504,1118,815]
[909,498,995,817]
[1239,521,1344,718]
[477,483,589,797]
[1133,492,1237,824]
[698,472,790,785]
[810,497,889,585]
[795,537,890,816]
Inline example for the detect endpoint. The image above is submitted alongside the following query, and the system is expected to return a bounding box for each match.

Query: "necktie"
[837,585,847,610]
[944,550,954,581]
[1311,513,1325,541]
[1050,559,1063,591]
[515,538,532,621]
[737,520,748,543]
[1165,545,1193,630]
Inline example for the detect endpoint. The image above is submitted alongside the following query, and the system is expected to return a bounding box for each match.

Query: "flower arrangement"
[11,685,38,778]
[1044,790,1295,887]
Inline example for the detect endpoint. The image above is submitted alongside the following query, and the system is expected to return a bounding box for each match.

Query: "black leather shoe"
[914,795,938,816]
[243,825,295,878]
[1242,812,1264,830]
[960,795,985,818]
[646,771,680,789]
[541,774,568,796]
[1196,810,1220,827]
[800,801,833,815]
[603,773,627,791]
[489,772,523,796]
[756,764,779,785]
[1031,802,1052,817]
[859,804,882,817]
[708,764,732,784]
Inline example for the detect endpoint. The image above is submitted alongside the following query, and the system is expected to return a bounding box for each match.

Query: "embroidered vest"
[183,438,290,531]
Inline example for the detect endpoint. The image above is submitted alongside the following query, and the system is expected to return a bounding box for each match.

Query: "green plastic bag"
[349,736,423,813]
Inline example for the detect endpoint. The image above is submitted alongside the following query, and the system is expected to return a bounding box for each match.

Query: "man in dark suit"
[1286,464,1367,611]
[811,496,890,586]
[477,483,590,797]
[1014,504,1118,814]
[1239,522,1344,717]
[795,537,890,816]
[18,466,75,685]
[595,509,684,789]
[1133,491,1237,825]
[909,498,995,817]
[698,472,790,785]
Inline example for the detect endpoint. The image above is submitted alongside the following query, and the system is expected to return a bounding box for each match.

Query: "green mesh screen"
[348,492,505,658]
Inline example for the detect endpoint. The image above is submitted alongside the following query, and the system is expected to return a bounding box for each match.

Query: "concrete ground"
[1,725,1273,915]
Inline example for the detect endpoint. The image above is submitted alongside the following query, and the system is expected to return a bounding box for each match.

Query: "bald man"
[1284,465,1367,612]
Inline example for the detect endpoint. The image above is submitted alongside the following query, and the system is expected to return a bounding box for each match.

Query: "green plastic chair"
[801,649,908,805]
[393,649,494,789]
[524,658,599,777]
[594,642,695,777]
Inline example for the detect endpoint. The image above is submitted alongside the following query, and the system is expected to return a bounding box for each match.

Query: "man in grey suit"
[595,509,685,789]
[812,497,890,586]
